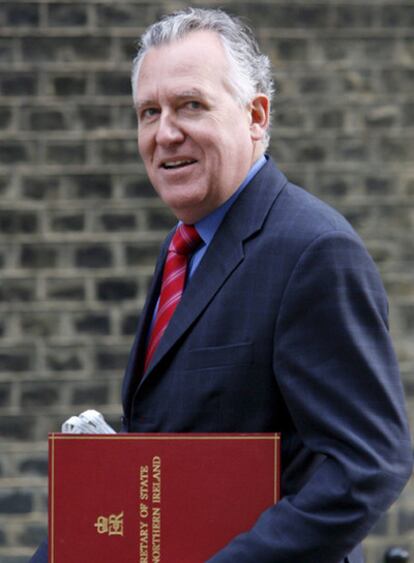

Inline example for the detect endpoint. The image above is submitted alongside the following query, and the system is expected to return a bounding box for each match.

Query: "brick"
[52,74,88,96]
[398,304,414,333]
[27,108,67,131]
[97,279,138,301]
[45,349,84,372]
[274,105,306,129]
[125,242,164,266]
[21,384,60,407]
[22,176,60,200]
[146,208,176,231]
[365,106,399,128]
[402,102,414,126]
[315,108,344,130]
[19,457,48,477]
[403,38,414,63]
[335,138,369,162]
[342,69,376,94]
[240,4,329,29]
[117,104,136,129]
[0,175,10,197]
[365,176,393,196]
[270,38,308,62]
[66,174,112,199]
[99,212,137,231]
[363,39,397,62]
[0,72,38,96]
[333,5,378,28]
[379,137,412,163]
[0,3,39,27]
[95,71,131,96]
[382,68,414,94]
[123,177,157,198]
[96,139,139,165]
[318,39,350,63]
[47,4,88,27]
[0,351,31,372]
[121,313,138,335]
[0,211,38,234]
[0,142,29,164]
[95,3,154,27]
[0,38,15,63]
[399,507,414,534]
[77,105,112,129]
[0,491,32,514]
[45,142,86,165]
[46,279,85,301]
[20,244,58,269]
[382,5,414,27]
[71,384,109,405]
[0,106,13,129]
[0,279,37,302]
[299,75,331,95]
[75,245,112,268]
[0,416,36,440]
[74,313,111,335]
[119,36,140,63]
[18,523,47,547]
[20,313,61,338]
[296,142,327,163]
[50,212,85,232]
[21,36,112,63]
[0,383,11,407]
[95,349,129,371]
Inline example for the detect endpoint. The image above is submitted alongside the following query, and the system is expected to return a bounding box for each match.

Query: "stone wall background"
[0,1,413,561]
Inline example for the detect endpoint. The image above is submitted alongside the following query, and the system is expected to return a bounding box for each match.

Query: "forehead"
[136,30,231,99]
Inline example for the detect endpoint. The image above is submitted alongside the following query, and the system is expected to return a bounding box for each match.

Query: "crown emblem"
[94,511,124,536]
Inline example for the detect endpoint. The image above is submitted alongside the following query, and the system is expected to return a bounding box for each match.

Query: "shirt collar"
[194,155,267,246]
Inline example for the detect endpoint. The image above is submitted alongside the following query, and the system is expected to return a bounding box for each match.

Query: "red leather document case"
[49,433,280,563]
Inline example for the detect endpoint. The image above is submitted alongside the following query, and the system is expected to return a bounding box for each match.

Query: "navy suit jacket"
[31,159,412,563]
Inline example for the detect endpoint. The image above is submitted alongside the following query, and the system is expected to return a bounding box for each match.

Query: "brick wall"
[0,1,413,561]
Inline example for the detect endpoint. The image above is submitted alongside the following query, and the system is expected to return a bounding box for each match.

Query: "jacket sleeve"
[207,231,413,563]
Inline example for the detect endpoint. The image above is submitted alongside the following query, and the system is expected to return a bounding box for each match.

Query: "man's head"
[132,8,273,223]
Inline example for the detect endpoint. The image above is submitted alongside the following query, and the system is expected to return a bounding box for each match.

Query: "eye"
[185,101,202,110]
[140,107,160,121]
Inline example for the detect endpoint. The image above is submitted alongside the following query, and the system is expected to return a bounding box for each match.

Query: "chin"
[162,194,208,221]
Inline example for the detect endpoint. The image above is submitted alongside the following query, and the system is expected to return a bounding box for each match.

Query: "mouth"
[161,159,197,170]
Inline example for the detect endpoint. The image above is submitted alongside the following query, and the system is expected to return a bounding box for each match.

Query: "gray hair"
[131,7,274,148]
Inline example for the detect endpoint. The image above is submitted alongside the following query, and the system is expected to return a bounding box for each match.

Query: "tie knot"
[170,224,202,255]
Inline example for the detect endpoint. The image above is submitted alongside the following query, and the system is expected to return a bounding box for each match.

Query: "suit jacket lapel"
[139,158,288,386]
[121,234,170,409]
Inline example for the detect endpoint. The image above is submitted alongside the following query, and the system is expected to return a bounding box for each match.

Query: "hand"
[61,410,116,434]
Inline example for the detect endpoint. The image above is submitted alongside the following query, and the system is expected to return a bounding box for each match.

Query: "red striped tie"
[144,223,202,372]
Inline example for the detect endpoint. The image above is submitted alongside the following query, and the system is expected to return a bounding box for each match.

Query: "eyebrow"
[136,88,208,111]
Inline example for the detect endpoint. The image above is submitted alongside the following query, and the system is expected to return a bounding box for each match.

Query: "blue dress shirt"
[188,155,267,279]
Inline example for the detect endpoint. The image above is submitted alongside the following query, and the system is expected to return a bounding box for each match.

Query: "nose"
[155,112,185,146]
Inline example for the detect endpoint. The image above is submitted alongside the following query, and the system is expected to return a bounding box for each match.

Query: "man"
[31,7,412,563]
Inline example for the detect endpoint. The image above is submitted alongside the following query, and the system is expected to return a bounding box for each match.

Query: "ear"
[248,94,270,142]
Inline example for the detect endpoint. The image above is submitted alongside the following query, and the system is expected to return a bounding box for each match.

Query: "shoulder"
[253,158,358,244]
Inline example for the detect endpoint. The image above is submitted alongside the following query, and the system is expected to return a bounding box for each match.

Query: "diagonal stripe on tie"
[144,223,202,373]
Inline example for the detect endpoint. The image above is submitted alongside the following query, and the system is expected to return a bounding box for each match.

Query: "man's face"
[135,30,267,223]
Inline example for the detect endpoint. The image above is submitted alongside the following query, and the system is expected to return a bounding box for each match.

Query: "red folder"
[49,433,280,563]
